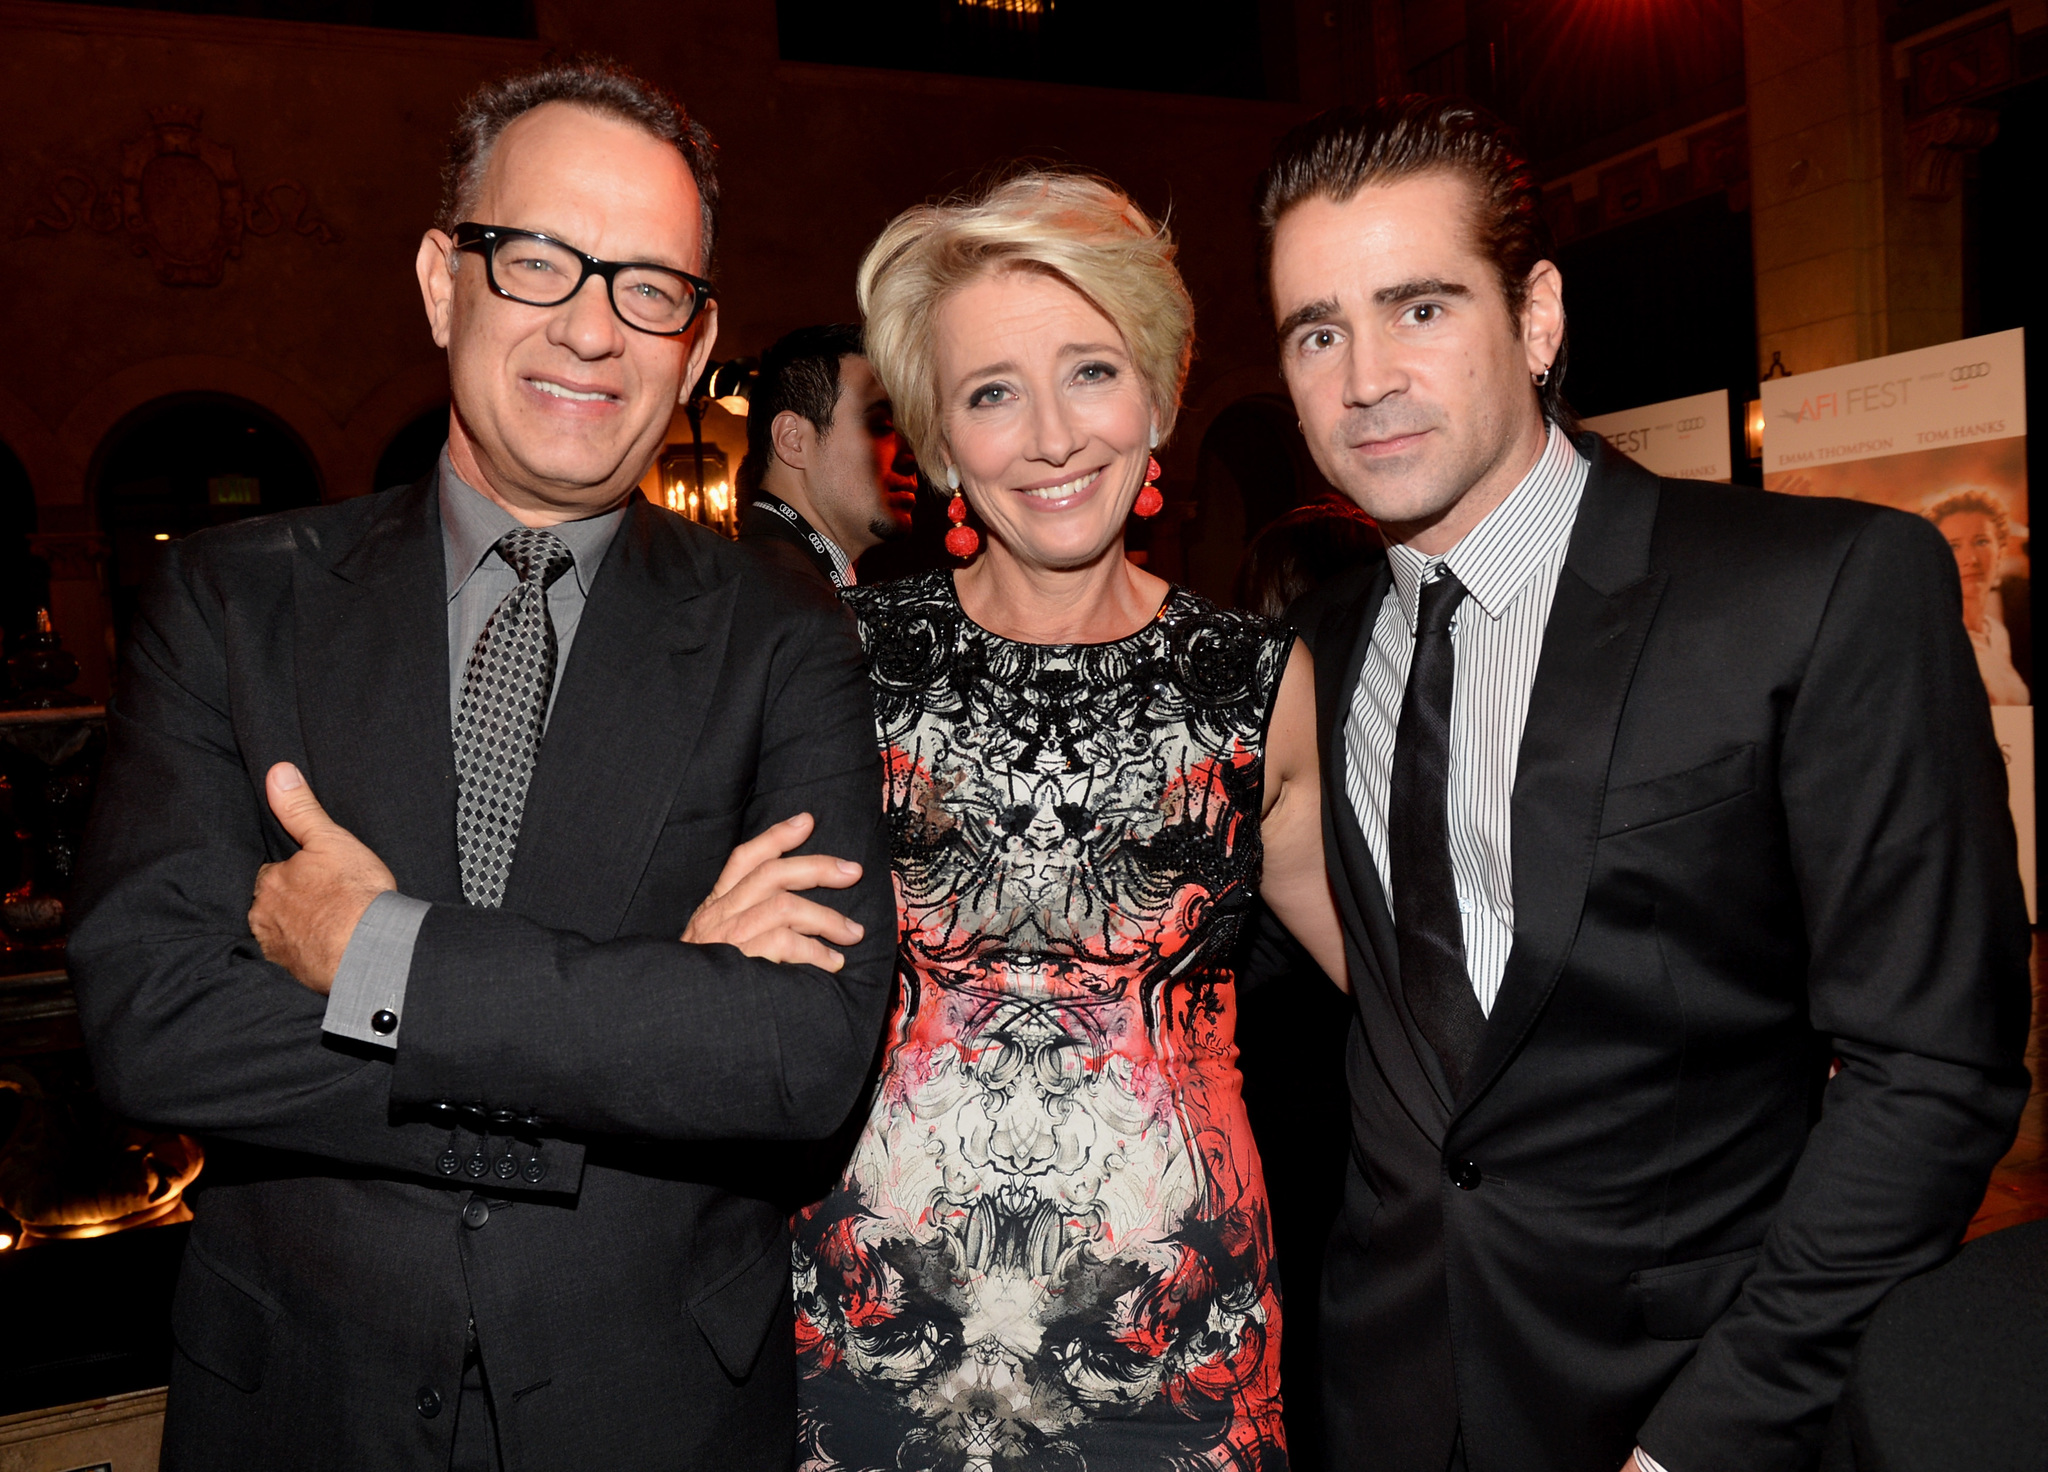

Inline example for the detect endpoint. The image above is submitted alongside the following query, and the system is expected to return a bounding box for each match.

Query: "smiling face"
[934,267,1152,574]
[1269,170,1561,553]
[416,102,717,524]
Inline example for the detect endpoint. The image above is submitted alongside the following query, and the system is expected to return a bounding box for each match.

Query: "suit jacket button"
[436,1148,459,1176]
[461,1197,490,1230]
[371,1009,398,1035]
[465,1151,488,1179]
[1452,1161,1482,1191]
[521,1157,544,1185]
[416,1386,443,1419]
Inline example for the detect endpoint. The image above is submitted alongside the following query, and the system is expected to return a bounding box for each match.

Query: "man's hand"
[248,762,397,996]
[682,812,866,971]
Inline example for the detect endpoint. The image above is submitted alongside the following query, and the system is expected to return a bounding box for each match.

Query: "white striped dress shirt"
[1342,425,1589,1017]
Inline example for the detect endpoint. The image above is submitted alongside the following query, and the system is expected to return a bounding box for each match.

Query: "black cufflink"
[371,1009,398,1036]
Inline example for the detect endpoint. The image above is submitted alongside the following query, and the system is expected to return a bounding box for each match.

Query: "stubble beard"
[1320,398,1521,543]
[867,511,910,543]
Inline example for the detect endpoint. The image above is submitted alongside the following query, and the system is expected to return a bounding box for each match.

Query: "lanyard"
[752,497,853,587]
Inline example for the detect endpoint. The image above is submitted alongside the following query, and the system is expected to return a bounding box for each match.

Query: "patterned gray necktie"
[454,528,575,908]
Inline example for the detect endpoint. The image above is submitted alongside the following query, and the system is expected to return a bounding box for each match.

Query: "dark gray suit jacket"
[1294,436,2032,1472]
[69,478,896,1471]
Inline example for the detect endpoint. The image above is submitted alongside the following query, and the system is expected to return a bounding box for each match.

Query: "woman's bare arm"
[1258,639,1350,992]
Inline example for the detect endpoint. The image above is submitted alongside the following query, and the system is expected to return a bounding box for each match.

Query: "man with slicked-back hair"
[1258,96,2030,1472]
[72,58,891,1472]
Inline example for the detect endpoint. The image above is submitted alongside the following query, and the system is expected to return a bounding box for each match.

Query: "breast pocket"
[1600,744,1757,838]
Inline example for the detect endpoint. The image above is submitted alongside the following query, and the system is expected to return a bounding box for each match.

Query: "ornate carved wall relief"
[17,107,337,286]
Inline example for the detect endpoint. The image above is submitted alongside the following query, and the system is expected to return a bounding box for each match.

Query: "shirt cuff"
[1635,1447,1672,1472]
[321,891,431,1048]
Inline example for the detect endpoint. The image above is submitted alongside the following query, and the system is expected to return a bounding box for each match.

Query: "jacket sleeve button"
[416,1386,443,1419]
[371,1009,398,1035]
[521,1157,544,1184]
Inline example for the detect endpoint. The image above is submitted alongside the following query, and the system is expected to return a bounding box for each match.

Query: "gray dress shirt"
[1341,423,1588,1018]
[321,452,625,1047]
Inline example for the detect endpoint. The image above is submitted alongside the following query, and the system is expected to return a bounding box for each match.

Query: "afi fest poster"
[1583,390,1733,482]
[1761,328,2033,917]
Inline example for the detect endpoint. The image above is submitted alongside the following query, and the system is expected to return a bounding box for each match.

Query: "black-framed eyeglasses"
[453,222,715,336]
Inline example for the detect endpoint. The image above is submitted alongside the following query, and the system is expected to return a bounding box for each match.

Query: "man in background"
[738,323,917,588]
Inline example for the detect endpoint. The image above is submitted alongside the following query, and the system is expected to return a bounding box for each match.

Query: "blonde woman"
[791,172,1345,1471]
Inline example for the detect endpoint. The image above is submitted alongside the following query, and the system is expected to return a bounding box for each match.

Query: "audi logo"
[1950,362,1992,381]
[1675,416,1706,432]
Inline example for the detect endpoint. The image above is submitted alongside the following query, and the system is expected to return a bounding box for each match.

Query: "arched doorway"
[1181,394,1335,603]
[94,396,322,645]
[0,439,40,656]
[374,403,451,494]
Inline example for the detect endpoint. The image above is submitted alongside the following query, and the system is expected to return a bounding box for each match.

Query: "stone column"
[1743,0,1992,376]
[1743,0,1892,375]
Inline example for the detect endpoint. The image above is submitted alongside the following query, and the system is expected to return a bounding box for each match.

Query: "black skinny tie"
[1389,569,1487,1093]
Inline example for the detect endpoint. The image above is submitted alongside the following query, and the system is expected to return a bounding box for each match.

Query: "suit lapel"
[1314,559,1397,992]
[1310,560,1459,1138]
[502,499,736,938]
[1455,438,1668,1114]
[293,477,464,902]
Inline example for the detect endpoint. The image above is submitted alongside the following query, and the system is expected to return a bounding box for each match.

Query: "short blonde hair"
[856,170,1194,484]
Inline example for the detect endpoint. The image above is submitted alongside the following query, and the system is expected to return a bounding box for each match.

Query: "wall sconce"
[659,441,733,536]
[1745,350,1790,462]
[703,358,756,418]
[659,357,757,539]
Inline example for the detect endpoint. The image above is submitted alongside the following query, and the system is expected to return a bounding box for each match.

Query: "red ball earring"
[1133,456,1164,519]
[944,478,980,559]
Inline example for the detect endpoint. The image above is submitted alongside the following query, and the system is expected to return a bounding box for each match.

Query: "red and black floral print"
[793,571,1292,1472]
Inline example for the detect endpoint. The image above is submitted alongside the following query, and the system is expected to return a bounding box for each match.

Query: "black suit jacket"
[69,479,897,1471]
[1294,437,2032,1472]
[739,497,839,588]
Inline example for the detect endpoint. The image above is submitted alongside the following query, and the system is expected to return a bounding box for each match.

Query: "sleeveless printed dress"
[793,570,1292,1472]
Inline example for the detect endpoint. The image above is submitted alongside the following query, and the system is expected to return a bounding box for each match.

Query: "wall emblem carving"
[122,105,243,285]
[18,107,337,287]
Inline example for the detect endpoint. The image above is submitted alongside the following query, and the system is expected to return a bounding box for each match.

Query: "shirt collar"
[1385,422,1588,631]
[438,449,626,603]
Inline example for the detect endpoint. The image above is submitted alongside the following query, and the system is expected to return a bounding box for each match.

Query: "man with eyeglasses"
[71,59,892,1472]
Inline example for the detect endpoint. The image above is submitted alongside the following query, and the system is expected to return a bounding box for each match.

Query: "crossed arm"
[70,548,895,1178]
[249,762,866,994]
